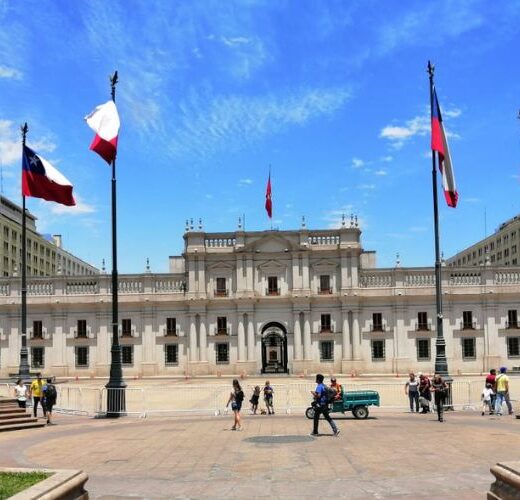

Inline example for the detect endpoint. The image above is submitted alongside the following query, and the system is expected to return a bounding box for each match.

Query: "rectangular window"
[461,338,476,360]
[77,319,87,338]
[371,340,385,360]
[372,313,383,332]
[507,310,518,329]
[319,275,331,294]
[320,341,334,361]
[416,339,431,361]
[165,344,178,365]
[166,317,177,336]
[216,343,229,364]
[33,320,43,339]
[75,346,89,367]
[217,316,228,335]
[267,276,279,295]
[122,318,132,337]
[507,337,520,358]
[320,314,332,333]
[513,245,517,255]
[417,312,428,331]
[215,277,227,296]
[121,346,134,365]
[31,347,44,368]
[462,311,474,330]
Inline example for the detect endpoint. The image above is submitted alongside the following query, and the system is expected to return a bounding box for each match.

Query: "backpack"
[235,390,244,403]
[45,384,57,401]
[323,385,337,404]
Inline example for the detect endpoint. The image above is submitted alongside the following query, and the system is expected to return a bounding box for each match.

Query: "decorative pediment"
[207,261,235,271]
[242,234,297,253]
[311,259,339,270]
[257,259,287,272]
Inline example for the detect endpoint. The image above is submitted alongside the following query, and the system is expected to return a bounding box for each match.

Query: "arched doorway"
[261,322,288,374]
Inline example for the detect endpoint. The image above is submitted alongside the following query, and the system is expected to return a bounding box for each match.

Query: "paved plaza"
[0,408,518,498]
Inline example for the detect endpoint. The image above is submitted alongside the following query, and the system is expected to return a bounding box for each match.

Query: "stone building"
[0,220,520,377]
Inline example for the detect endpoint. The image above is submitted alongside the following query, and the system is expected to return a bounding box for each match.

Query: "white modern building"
[0,219,519,377]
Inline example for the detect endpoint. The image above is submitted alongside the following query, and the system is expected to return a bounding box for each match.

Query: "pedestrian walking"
[263,381,274,415]
[418,373,431,413]
[431,373,448,422]
[310,374,339,437]
[485,369,497,413]
[13,379,28,409]
[250,385,261,414]
[29,373,46,418]
[226,379,244,430]
[42,378,57,425]
[405,373,420,412]
[481,383,494,416]
[495,367,513,416]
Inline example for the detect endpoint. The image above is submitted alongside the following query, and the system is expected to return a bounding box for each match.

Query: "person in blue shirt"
[310,373,339,437]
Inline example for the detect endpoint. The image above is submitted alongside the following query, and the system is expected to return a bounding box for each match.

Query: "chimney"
[52,234,62,248]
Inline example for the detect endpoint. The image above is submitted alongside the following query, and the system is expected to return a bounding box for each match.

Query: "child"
[481,383,494,416]
[250,386,261,414]
[263,381,274,415]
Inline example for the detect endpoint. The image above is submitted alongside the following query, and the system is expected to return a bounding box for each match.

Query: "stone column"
[302,254,310,289]
[351,311,361,360]
[247,313,255,361]
[342,308,351,360]
[199,314,207,362]
[237,314,246,361]
[293,312,303,360]
[303,312,311,359]
[189,315,198,362]
[246,256,253,292]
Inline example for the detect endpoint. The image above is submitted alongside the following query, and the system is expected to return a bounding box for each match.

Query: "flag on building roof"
[85,100,120,164]
[22,146,76,206]
[265,173,272,218]
[431,87,458,208]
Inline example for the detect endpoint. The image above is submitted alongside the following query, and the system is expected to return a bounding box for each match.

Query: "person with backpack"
[226,379,244,430]
[42,377,57,425]
[310,373,340,437]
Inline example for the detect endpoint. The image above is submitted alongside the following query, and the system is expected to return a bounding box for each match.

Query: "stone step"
[0,416,38,426]
[0,412,33,420]
[0,398,18,406]
[0,420,46,432]
[0,407,26,415]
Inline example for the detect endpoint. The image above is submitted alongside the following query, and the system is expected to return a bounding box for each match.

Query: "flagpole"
[18,123,30,379]
[106,70,126,417]
[269,165,272,230]
[428,61,451,386]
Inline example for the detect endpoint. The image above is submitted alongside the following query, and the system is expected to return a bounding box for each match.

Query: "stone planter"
[488,461,520,500]
[0,467,88,500]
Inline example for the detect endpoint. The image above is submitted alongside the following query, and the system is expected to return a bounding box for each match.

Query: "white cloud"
[49,195,96,215]
[351,157,364,168]
[374,169,387,176]
[0,65,22,79]
[380,155,393,162]
[409,226,428,232]
[463,197,480,204]
[444,108,462,118]
[357,183,376,190]
[238,178,253,186]
[322,205,363,229]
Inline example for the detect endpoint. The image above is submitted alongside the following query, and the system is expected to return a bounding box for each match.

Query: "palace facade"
[1,221,520,377]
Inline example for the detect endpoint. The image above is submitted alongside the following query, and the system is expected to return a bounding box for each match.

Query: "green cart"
[305,390,380,420]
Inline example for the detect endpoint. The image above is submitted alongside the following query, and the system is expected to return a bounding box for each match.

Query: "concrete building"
[1,219,520,377]
[0,195,98,277]
[447,213,520,267]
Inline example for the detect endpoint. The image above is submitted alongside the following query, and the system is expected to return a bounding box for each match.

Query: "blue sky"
[1,0,520,273]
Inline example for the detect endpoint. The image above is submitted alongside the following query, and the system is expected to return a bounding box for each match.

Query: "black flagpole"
[105,70,126,417]
[428,61,452,400]
[18,123,30,379]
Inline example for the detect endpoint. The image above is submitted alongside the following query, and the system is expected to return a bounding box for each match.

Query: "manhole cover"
[245,435,315,444]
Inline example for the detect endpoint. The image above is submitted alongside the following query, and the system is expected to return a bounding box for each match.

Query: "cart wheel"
[305,407,315,420]
[352,405,369,419]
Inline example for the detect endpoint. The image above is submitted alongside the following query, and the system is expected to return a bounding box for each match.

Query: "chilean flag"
[22,146,76,206]
[431,87,458,208]
[85,100,120,164]
[265,173,272,218]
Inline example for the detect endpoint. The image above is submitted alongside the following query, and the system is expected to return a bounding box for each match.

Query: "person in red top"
[485,369,497,413]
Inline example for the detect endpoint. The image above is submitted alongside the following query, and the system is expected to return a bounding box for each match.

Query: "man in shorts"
[42,378,57,425]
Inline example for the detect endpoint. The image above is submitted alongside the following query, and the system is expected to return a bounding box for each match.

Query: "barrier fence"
[1,380,518,418]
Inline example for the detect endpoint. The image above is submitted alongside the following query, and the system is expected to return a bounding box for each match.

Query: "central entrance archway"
[261,322,288,374]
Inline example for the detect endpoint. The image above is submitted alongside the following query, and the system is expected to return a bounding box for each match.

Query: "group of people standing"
[13,373,57,425]
[405,372,448,422]
[481,367,514,416]
[226,380,275,430]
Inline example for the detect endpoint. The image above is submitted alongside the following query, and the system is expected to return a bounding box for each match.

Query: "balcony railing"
[506,321,519,329]
[318,288,333,295]
[370,324,387,332]
[214,289,229,297]
[163,326,180,336]
[30,332,45,340]
[462,321,477,330]
[121,328,136,337]
[416,323,430,332]
[266,288,281,296]
[74,329,91,339]
[216,327,229,336]
[320,325,334,333]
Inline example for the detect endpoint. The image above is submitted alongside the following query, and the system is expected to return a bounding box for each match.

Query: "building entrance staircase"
[0,398,46,432]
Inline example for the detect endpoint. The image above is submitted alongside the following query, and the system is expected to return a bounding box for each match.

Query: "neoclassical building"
[1,220,520,377]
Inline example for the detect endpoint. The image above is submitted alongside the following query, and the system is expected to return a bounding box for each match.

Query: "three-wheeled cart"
[305,390,380,420]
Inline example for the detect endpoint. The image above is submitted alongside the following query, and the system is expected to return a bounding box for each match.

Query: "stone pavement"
[0,410,518,499]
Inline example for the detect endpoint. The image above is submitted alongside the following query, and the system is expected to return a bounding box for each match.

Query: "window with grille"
[166,317,177,336]
[319,275,331,293]
[122,319,132,336]
[462,311,474,330]
[507,310,518,329]
[461,338,476,360]
[371,340,385,360]
[217,316,228,335]
[75,346,89,367]
[31,347,44,368]
[165,344,178,365]
[416,339,430,361]
[215,277,227,296]
[320,314,332,332]
[372,313,383,331]
[417,312,428,331]
[216,343,229,364]
[122,346,134,365]
[33,320,43,338]
[507,337,520,358]
[77,320,87,338]
[320,341,334,361]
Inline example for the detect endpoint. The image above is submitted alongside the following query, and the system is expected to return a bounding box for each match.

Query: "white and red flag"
[85,100,120,164]
[265,173,272,218]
